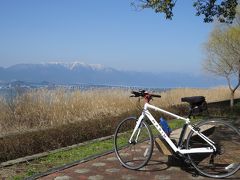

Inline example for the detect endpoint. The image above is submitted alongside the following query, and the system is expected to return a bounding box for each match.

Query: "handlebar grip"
[131,91,142,97]
[131,90,161,99]
[151,94,161,98]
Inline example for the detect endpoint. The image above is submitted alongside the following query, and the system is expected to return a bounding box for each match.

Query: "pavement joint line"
[26,123,215,179]
[22,117,239,180]
[25,149,115,180]
[26,135,175,179]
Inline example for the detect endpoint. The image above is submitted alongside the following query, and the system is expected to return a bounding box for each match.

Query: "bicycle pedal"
[225,163,238,172]
[184,158,191,165]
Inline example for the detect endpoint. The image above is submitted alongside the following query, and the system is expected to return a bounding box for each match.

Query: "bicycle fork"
[129,114,145,144]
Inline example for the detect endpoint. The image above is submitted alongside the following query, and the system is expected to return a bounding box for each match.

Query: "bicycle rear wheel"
[186,120,240,178]
[114,117,153,170]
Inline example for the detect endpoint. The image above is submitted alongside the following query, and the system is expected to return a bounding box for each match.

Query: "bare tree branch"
[203,13,240,106]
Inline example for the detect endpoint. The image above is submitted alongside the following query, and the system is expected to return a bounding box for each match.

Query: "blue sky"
[0,0,213,74]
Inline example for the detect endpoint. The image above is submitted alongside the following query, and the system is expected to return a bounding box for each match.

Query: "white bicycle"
[114,90,240,178]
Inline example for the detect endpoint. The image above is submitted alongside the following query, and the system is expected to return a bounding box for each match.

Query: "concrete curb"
[0,134,113,167]
[26,149,115,180]
[26,125,196,179]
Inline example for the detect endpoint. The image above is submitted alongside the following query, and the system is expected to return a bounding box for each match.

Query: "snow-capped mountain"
[0,62,225,87]
[45,62,110,71]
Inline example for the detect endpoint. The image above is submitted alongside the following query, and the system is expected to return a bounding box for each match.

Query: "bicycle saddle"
[181,96,205,105]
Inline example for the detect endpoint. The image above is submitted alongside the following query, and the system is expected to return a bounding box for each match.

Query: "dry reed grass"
[0,89,137,136]
[0,87,239,161]
[154,86,240,107]
[0,87,239,137]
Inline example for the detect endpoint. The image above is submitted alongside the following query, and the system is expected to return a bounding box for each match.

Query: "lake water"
[0,84,168,100]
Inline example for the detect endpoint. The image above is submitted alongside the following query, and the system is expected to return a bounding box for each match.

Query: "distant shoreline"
[0,82,170,100]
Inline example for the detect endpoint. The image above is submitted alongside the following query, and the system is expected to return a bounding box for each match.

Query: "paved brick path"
[38,119,240,180]
[38,144,240,180]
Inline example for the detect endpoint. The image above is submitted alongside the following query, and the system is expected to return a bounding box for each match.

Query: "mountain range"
[0,62,225,88]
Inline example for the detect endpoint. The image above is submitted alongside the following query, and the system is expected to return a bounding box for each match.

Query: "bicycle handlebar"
[130,90,161,99]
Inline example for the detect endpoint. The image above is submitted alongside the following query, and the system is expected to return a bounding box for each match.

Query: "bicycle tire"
[186,120,240,178]
[114,117,153,170]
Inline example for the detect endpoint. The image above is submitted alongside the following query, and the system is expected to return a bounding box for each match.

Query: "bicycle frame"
[129,103,216,154]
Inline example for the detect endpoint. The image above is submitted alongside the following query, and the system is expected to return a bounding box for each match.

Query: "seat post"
[177,123,188,148]
[188,106,193,118]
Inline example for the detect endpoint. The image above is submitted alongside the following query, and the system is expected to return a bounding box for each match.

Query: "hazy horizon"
[0,62,226,88]
[0,61,212,76]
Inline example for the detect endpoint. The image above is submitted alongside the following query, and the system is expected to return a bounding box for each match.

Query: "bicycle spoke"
[114,117,153,170]
[186,120,240,178]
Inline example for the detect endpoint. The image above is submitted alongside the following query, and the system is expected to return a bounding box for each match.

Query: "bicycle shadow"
[137,148,240,179]
[136,118,240,179]
[136,153,193,175]
[138,159,170,172]
[136,150,171,172]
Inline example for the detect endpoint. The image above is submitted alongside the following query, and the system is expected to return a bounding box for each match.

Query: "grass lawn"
[1,138,114,180]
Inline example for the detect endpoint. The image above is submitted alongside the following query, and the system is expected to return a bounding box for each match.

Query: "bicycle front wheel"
[186,120,240,178]
[114,117,153,170]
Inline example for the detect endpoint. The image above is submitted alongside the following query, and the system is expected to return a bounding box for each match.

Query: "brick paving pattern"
[38,145,240,180]
[38,119,240,180]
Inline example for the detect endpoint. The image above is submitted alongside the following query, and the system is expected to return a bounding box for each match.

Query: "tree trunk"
[230,90,234,108]
[230,60,240,107]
